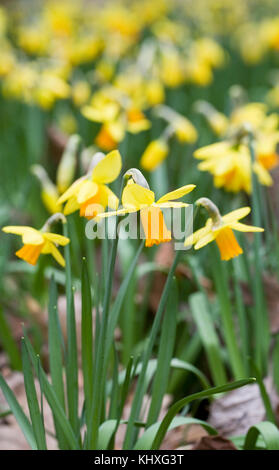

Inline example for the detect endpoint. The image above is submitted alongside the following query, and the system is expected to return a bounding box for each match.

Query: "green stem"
[248,137,269,373]
[123,250,181,449]
[210,245,245,379]
[88,180,124,449]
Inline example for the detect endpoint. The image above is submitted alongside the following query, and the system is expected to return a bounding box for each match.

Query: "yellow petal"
[230,222,264,233]
[43,233,70,245]
[194,231,215,250]
[77,181,99,204]
[64,197,80,215]
[156,184,196,204]
[253,162,273,186]
[42,241,65,267]
[140,140,168,172]
[184,221,212,247]
[222,207,251,224]
[58,177,85,204]
[102,186,119,210]
[92,150,122,184]
[122,183,155,210]
[97,208,134,218]
[3,226,44,245]
[156,201,189,209]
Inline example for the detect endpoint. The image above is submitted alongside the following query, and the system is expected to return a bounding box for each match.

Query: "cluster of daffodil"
[0,0,225,115]
[195,101,279,193]
[2,140,264,265]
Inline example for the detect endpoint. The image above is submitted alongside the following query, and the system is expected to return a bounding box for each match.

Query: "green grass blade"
[170,358,210,390]
[244,422,279,450]
[210,246,245,379]
[0,307,21,370]
[65,289,79,435]
[123,251,181,449]
[147,278,177,427]
[81,257,93,429]
[48,276,67,449]
[21,338,47,450]
[0,374,37,449]
[134,416,217,450]
[151,378,256,449]
[48,277,65,409]
[64,216,79,435]
[190,292,227,386]
[22,332,79,449]
[38,362,80,450]
[251,360,276,424]
[108,345,119,420]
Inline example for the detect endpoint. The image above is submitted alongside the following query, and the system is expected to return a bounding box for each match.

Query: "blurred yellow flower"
[58,150,121,218]
[140,140,169,172]
[185,198,263,261]
[2,226,69,266]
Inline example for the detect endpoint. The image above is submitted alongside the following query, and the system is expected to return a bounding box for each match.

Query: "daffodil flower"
[2,226,70,266]
[99,181,196,247]
[185,198,264,261]
[57,150,121,219]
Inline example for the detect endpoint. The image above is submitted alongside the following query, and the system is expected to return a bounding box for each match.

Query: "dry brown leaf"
[208,378,279,437]
[192,435,237,450]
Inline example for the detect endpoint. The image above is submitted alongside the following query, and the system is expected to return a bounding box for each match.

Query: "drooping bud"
[124,168,150,189]
[31,164,61,214]
[56,134,81,194]
[196,197,223,228]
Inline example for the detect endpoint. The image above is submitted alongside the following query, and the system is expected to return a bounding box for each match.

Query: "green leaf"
[190,292,227,386]
[0,307,21,370]
[147,278,177,426]
[38,362,80,450]
[21,338,47,450]
[134,416,217,450]
[170,358,210,390]
[65,290,79,435]
[97,420,118,450]
[151,378,256,449]
[250,360,276,424]
[48,276,67,448]
[64,222,79,436]
[0,374,37,449]
[48,277,65,409]
[123,252,181,449]
[81,258,93,429]
[244,422,279,450]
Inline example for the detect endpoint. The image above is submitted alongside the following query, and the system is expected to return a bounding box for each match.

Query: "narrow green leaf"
[38,362,79,450]
[123,251,181,449]
[151,378,256,449]
[0,374,37,449]
[81,257,93,428]
[147,278,177,426]
[65,290,79,435]
[134,416,217,450]
[190,292,227,386]
[48,277,65,409]
[244,422,279,450]
[21,338,47,450]
[251,360,276,424]
[0,307,21,370]
[64,213,79,436]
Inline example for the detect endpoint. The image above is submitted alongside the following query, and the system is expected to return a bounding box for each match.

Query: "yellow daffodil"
[194,102,279,193]
[58,150,121,219]
[2,226,69,267]
[185,198,263,261]
[99,180,195,247]
[140,139,169,171]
